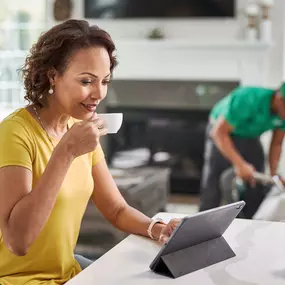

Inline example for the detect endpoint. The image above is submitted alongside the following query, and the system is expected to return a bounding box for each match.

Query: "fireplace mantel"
[113,39,272,86]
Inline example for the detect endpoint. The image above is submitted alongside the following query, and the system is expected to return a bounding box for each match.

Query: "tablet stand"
[153,236,235,278]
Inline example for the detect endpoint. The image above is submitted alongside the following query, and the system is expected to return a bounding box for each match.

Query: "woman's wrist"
[54,142,76,163]
[151,223,167,241]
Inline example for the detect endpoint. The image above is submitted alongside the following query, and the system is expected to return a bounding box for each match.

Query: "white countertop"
[66,213,285,285]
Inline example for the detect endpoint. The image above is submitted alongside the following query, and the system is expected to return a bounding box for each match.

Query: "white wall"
[265,0,285,87]
[261,0,285,176]
[47,0,285,87]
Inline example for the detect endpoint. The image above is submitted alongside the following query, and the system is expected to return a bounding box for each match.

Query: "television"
[84,0,236,19]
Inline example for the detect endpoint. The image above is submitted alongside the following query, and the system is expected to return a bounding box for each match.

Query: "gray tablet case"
[150,201,245,278]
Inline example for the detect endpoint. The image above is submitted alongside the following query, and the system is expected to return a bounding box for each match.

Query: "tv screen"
[84,0,235,19]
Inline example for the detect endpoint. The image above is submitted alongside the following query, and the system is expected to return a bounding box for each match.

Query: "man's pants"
[199,123,265,211]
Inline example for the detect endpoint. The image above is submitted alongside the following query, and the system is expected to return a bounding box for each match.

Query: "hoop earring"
[48,86,54,95]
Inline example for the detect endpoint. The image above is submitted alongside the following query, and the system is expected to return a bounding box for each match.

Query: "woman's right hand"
[58,113,107,158]
[234,162,256,186]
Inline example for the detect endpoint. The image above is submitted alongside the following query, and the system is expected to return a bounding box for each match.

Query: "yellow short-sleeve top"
[0,108,104,285]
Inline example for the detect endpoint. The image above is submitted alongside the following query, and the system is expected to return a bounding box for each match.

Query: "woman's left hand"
[158,218,182,244]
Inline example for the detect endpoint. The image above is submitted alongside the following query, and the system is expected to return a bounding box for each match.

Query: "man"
[199,83,285,211]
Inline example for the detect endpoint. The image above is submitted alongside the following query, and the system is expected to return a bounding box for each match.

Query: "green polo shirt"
[210,86,285,138]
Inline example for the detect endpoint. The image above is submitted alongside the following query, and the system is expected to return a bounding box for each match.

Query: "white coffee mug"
[98,113,123,134]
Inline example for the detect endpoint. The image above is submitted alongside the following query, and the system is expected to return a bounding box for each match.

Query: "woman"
[0,19,180,285]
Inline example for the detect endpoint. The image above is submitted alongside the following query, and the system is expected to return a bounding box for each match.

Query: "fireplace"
[105,79,239,194]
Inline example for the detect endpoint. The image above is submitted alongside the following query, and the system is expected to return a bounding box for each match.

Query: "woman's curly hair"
[21,19,118,107]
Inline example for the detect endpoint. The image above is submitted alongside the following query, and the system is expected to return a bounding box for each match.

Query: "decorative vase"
[260,0,274,42]
[245,3,259,42]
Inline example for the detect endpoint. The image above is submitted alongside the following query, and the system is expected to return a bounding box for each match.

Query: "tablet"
[149,201,245,271]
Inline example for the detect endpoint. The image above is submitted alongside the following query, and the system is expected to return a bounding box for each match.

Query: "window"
[0,0,46,110]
